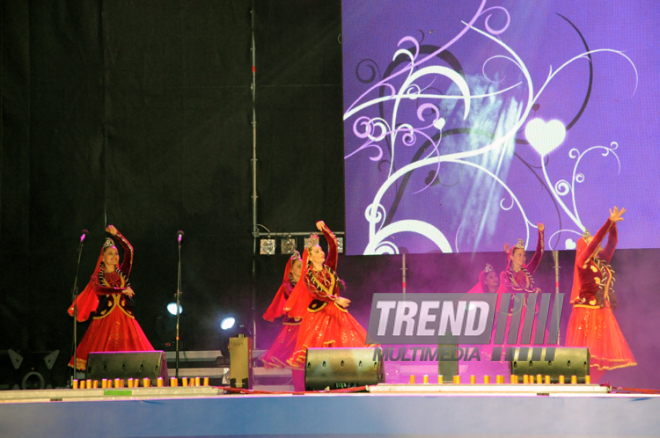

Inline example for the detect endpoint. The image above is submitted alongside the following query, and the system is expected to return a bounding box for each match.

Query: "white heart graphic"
[433,117,446,131]
[525,118,566,156]
[565,238,577,250]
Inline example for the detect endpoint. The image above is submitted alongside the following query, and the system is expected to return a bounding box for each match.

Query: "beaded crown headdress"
[305,233,319,249]
[581,228,591,240]
[290,250,301,261]
[103,238,116,250]
[484,263,494,274]
[513,239,525,250]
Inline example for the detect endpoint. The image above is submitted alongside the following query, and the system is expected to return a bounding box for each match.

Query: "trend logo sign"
[368,293,564,361]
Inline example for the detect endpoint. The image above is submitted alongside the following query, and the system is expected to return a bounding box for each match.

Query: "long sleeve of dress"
[600,223,618,264]
[526,227,545,274]
[115,231,134,276]
[263,281,295,321]
[577,219,613,267]
[320,223,338,272]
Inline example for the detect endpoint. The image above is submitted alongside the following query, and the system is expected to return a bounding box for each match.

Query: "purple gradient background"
[342,0,660,255]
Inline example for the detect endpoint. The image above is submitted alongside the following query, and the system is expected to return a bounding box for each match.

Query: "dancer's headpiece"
[103,238,116,250]
[513,239,525,250]
[581,228,591,240]
[305,233,319,249]
[290,250,301,261]
[484,263,494,274]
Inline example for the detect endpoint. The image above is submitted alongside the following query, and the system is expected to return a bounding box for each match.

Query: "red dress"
[496,227,544,344]
[68,232,154,370]
[260,255,301,368]
[464,265,503,364]
[284,225,368,368]
[566,219,636,378]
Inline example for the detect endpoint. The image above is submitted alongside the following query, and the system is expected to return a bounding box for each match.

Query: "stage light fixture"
[281,235,296,254]
[220,317,236,330]
[337,237,344,253]
[260,237,276,255]
[167,303,183,315]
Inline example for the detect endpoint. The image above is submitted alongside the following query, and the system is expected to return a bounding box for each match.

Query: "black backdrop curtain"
[0,0,344,365]
[2,0,659,392]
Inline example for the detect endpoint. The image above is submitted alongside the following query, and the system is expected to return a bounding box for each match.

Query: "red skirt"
[287,302,368,368]
[566,305,636,372]
[260,323,301,368]
[69,307,154,370]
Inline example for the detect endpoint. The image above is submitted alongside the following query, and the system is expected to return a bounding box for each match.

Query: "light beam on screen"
[351,18,538,255]
[447,77,520,252]
[342,0,643,255]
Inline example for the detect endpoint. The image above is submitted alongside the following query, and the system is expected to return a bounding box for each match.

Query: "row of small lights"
[259,236,344,255]
[72,376,211,389]
[409,374,590,384]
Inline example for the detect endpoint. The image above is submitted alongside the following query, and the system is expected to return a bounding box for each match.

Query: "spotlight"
[260,238,276,255]
[281,235,297,254]
[167,303,183,315]
[220,317,236,330]
[337,237,344,253]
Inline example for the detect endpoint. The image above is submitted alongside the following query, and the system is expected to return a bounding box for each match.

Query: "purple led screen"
[342,0,660,255]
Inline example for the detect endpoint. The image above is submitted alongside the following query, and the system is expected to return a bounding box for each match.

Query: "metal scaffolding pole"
[247,7,346,348]
[250,7,258,348]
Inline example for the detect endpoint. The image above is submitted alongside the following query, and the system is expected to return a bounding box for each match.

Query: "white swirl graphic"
[343,1,637,255]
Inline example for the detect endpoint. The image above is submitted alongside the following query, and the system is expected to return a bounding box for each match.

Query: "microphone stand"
[175,233,183,378]
[71,234,86,384]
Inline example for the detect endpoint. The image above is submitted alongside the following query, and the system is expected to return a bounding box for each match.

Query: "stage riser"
[0,394,657,437]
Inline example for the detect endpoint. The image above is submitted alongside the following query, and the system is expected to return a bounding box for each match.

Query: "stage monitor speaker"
[229,335,252,389]
[305,347,384,390]
[86,351,168,384]
[509,347,590,383]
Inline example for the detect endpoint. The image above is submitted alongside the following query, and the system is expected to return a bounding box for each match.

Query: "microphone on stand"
[71,228,89,385]
[175,230,184,377]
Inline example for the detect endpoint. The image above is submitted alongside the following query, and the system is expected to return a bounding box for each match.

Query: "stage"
[1,385,658,437]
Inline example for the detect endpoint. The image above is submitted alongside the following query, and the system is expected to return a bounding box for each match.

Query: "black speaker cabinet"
[509,347,590,383]
[86,351,168,384]
[305,347,384,390]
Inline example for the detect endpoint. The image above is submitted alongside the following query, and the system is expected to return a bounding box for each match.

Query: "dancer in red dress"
[496,224,545,344]
[67,225,154,370]
[260,251,303,368]
[467,263,499,294]
[285,221,368,369]
[465,263,504,369]
[566,207,636,382]
[498,224,545,295]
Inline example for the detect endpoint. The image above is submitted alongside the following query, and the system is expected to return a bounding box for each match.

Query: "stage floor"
[1,385,658,437]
